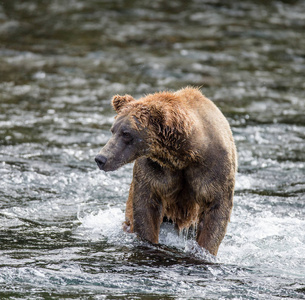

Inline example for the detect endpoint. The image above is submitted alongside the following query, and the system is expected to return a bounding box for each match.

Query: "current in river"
[0,0,304,299]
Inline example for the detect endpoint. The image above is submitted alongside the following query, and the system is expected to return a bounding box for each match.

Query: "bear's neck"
[146,126,199,170]
[149,145,199,170]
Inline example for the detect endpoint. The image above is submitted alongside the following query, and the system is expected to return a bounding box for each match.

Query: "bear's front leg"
[131,170,163,244]
[196,195,233,256]
[123,179,134,233]
[133,191,163,244]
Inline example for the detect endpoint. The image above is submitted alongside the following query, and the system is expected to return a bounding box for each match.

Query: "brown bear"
[95,87,237,256]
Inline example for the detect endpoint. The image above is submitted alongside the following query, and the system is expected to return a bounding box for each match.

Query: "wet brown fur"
[111,87,237,256]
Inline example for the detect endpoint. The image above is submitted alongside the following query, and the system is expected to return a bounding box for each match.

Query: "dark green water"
[0,0,304,299]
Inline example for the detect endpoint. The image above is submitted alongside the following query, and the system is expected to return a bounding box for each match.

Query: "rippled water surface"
[1,0,305,299]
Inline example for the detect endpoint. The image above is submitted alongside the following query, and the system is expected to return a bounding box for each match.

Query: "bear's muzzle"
[95,155,107,170]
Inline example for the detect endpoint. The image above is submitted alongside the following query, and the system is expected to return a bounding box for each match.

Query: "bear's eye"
[122,131,132,141]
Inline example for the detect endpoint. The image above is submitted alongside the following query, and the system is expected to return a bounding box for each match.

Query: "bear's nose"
[95,155,107,170]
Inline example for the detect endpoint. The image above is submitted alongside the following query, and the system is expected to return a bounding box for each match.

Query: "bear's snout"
[95,154,107,170]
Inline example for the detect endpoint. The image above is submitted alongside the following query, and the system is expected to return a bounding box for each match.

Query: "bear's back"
[176,87,233,143]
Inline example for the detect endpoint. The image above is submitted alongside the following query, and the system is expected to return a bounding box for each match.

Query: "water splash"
[76,207,134,244]
[76,207,216,262]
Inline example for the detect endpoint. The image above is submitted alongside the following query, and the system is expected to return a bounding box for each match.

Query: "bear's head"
[95,92,196,172]
[95,94,148,172]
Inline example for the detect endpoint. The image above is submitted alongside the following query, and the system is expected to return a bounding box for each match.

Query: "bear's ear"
[112,94,135,113]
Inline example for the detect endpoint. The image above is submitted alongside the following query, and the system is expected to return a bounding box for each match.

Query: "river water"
[0,0,304,299]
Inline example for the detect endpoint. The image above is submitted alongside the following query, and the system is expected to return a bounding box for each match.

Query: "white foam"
[76,207,216,261]
[76,207,131,243]
[159,222,186,248]
[218,209,305,278]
